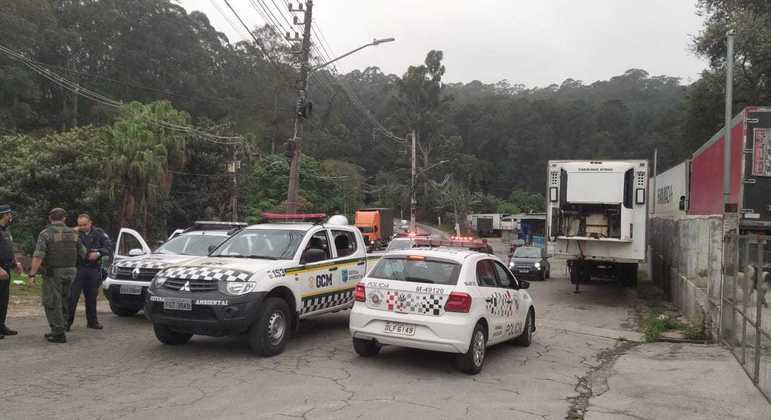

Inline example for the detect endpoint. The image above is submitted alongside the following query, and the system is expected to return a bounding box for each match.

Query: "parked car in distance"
[509,246,550,281]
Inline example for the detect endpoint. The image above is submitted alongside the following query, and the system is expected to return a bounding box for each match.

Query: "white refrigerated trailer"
[545,160,648,287]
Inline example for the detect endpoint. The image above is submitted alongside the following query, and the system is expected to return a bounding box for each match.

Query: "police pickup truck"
[145,214,379,356]
[102,222,245,317]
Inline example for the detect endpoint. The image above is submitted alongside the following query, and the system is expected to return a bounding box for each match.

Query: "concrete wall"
[650,215,723,339]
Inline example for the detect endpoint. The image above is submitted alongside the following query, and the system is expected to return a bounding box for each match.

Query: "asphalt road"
[1,239,766,419]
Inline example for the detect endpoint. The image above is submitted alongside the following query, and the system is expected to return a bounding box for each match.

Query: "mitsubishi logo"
[132,267,140,280]
[180,281,191,292]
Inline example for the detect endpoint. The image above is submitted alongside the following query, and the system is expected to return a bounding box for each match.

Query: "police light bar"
[261,212,327,223]
[413,237,491,250]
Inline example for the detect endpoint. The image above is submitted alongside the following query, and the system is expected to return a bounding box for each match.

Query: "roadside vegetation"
[1,0,767,250]
[640,306,707,343]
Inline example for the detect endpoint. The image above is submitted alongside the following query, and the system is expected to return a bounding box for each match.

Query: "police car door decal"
[292,258,364,315]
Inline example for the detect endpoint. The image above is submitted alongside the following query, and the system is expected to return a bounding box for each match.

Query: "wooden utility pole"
[228,145,240,222]
[286,1,313,213]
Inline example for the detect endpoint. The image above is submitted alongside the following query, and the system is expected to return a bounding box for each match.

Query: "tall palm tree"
[108,101,188,238]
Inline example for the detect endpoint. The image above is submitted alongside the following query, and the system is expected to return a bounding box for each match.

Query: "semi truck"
[354,208,394,250]
[649,107,771,233]
[546,160,648,287]
[467,213,508,237]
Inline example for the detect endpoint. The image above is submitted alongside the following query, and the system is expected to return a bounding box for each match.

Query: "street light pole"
[410,130,416,232]
[410,153,450,233]
[286,35,395,213]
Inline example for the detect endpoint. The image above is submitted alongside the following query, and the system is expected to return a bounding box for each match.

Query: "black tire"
[620,264,638,288]
[110,303,140,317]
[153,323,192,345]
[540,270,546,281]
[248,297,291,357]
[456,323,487,374]
[352,337,381,357]
[569,264,577,284]
[546,269,550,279]
[514,310,534,347]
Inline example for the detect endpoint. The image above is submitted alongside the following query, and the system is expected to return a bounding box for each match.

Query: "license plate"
[518,268,530,273]
[384,321,416,336]
[119,285,143,295]
[163,298,192,311]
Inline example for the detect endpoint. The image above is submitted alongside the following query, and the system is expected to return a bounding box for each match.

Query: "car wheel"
[153,323,192,345]
[249,297,291,357]
[110,302,139,317]
[352,337,381,357]
[540,270,546,281]
[546,269,550,279]
[514,310,534,347]
[456,323,487,374]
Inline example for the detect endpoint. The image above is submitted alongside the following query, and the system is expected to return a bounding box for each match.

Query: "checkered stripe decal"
[157,266,252,282]
[302,289,354,314]
[117,260,170,270]
[486,290,514,317]
[385,291,445,316]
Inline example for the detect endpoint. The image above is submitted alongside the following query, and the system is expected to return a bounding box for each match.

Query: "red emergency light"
[261,212,327,223]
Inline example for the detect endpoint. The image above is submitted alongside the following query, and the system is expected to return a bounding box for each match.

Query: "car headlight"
[534,262,541,270]
[220,279,258,296]
[152,273,167,289]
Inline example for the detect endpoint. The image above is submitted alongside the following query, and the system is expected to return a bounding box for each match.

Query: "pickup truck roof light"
[260,212,327,224]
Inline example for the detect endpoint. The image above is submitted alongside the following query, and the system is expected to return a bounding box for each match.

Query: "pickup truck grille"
[114,267,162,282]
[162,278,218,292]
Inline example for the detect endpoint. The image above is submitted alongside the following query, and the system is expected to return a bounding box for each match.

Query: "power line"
[0,43,244,144]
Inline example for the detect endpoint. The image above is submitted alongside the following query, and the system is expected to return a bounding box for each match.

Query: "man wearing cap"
[67,213,112,330]
[28,208,85,343]
[0,205,24,339]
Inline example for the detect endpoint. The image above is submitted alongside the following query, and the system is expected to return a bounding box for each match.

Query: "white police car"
[103,222,244,317]
[349,247,535,374]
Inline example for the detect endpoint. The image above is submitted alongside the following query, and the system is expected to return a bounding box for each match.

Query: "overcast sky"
[177,0,707,87]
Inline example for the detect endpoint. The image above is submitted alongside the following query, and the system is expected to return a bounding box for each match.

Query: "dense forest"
[0,0,769,250]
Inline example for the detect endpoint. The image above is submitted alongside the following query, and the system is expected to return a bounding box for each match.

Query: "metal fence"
[721,234,771,400]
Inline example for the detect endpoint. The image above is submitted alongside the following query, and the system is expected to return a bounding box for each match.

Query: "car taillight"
[444,292,472,313]
[354,282,366,302]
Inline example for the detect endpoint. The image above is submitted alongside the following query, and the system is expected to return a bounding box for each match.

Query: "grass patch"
[641,307,684,342]
[9,272,41,297]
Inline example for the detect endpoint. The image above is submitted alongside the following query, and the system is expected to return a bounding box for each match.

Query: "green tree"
[107,101,188,237]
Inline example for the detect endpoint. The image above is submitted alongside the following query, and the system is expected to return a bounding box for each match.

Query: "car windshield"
[369,257,461,285]
[513,247,541,258]
[210,229,304,260]
[154,234,227,256]
[386,240,412,251]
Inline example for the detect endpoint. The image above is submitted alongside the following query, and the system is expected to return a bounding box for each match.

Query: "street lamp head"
[373,37,396,45]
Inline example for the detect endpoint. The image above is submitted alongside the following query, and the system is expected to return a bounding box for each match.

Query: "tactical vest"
[46,225,79,268]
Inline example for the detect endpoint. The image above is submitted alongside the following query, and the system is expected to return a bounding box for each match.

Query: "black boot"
[87,322,103,330]
[46,334,66,343]
[0,325,18,335]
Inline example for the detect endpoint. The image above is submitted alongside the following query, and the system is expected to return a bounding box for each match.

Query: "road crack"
[566,340,639,419]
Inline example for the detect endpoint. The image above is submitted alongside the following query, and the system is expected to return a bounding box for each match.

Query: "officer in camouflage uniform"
[28,208,85,343]
[0,204,24,339]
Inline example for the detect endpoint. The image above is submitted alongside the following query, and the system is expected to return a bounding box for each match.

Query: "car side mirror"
[128,248,145,257]
[208,244,217,254]
[519,280,530,290]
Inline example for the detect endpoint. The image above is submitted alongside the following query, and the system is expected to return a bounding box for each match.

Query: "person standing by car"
[28,208,85,343]
[0,205,24,339]
[68,214,112,331]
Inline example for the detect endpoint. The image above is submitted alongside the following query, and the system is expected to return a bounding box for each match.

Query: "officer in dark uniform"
[68,213,112,330]
[0,204,24,339]
[28,208,85,343]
